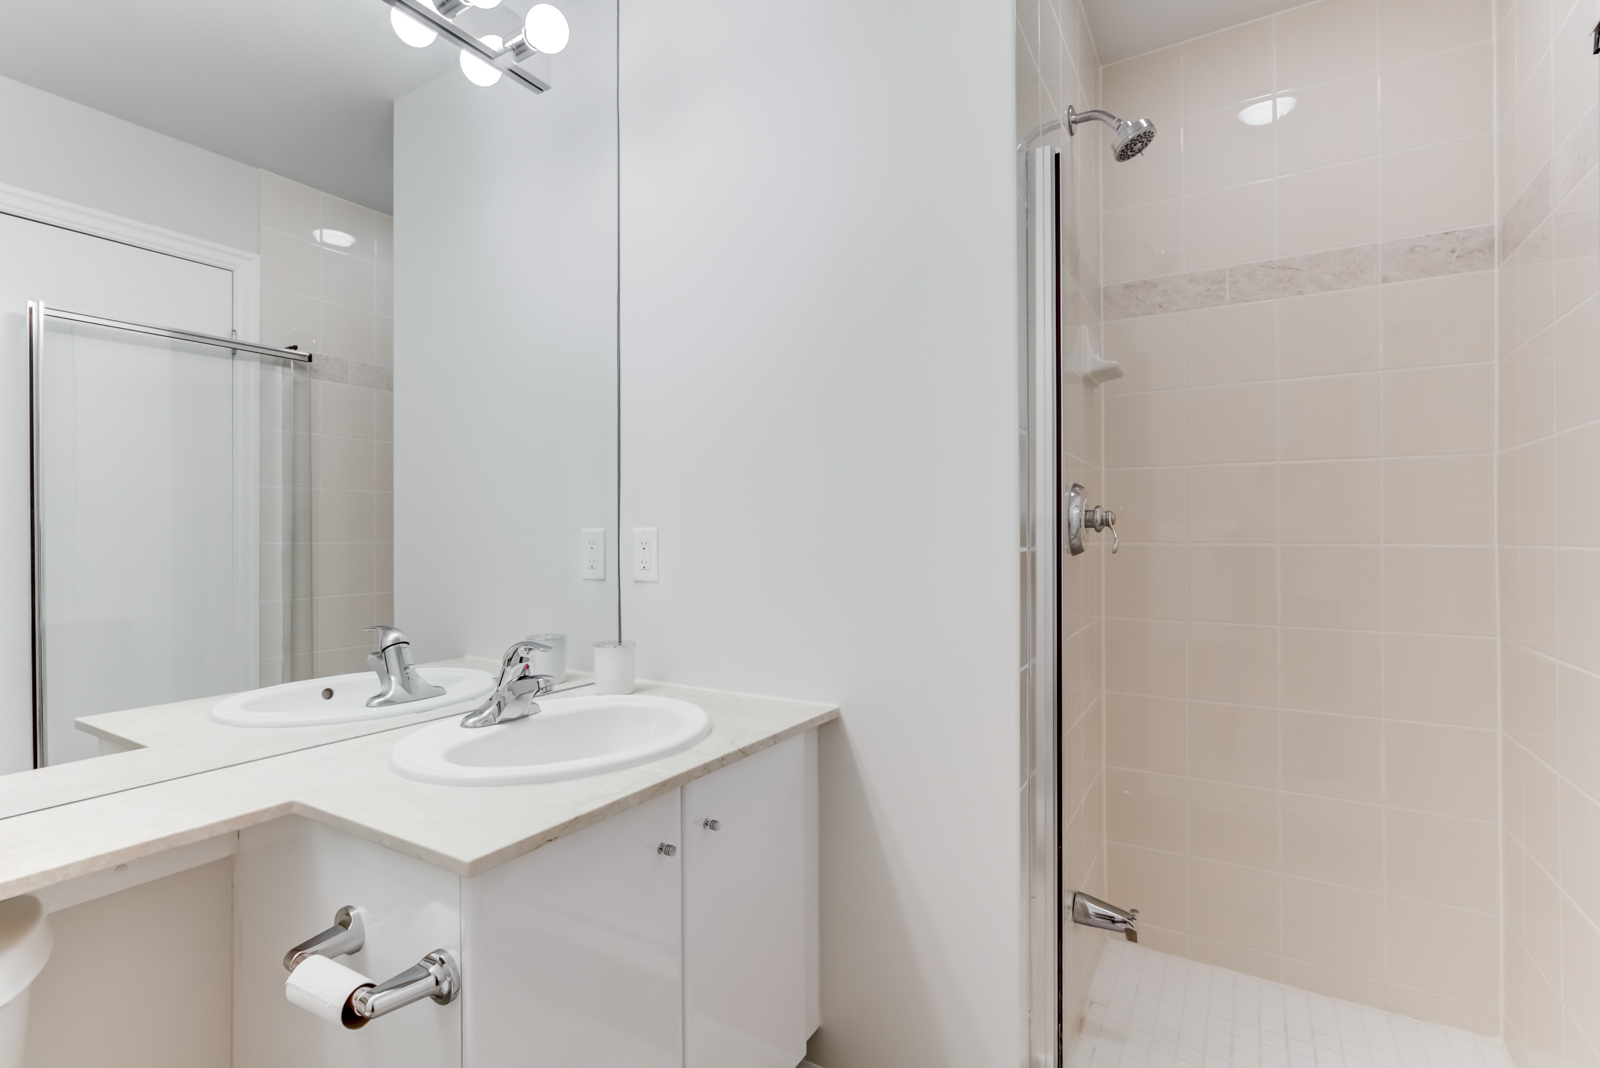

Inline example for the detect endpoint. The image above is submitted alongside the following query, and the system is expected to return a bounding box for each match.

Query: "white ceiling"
[0,0,532,212]
[0,0,1314,212]
[1083,0,1313,64]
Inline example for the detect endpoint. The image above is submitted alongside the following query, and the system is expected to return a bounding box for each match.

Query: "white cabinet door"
[683,734,811,1068]
[463,788,683,1068]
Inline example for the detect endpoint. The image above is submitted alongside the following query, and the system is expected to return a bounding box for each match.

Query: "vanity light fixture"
[390,2,439,48]
[379,0,567,94]
[460,35,504,86]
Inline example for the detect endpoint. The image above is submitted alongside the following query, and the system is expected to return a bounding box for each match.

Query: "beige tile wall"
[1018,0,1107,1037]
[1096,0,1502,1035]
[1496,0,1600,1061]
[258,172,395,680]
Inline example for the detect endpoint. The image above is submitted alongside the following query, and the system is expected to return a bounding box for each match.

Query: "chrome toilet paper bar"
[347,949,461,1025]
[284,905,366,972]
[283,904,461,1028]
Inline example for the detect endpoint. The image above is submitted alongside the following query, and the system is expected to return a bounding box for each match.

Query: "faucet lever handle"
[498,639,555,681]
[366,625,408,651]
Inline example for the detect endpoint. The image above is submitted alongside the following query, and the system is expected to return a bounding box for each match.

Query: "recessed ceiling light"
[1238,96,1296,126]
[314,229,357,248]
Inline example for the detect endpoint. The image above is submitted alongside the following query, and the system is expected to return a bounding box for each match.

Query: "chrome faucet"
[365,626,447,708]
[460,639,556,728]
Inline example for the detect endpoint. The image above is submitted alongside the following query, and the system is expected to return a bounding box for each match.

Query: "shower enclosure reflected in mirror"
[0,0,619,817]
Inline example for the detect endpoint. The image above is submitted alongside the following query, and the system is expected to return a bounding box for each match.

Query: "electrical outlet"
[633,527,659,582]
[581,528,605,580]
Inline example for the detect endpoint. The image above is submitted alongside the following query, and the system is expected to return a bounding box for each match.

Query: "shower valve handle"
[1084,505,1117,554]
[1065,484,1118,555]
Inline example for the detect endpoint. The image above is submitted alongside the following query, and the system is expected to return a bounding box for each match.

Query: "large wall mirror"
[0,0,618,818]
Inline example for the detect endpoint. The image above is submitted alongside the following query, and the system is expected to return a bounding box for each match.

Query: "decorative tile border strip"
[309,351,393,392]
[1101,224,1496,321]
[1501,101,1598,264]
[1381,226,1497,283]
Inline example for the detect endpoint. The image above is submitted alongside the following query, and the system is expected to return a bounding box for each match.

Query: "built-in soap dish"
[1074,325,1124,386]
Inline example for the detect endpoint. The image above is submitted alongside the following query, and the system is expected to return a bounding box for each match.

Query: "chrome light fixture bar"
[377,0,565,94]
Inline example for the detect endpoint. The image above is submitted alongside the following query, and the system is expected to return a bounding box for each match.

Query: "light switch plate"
[632,527,659,582]
[581,528,605,580]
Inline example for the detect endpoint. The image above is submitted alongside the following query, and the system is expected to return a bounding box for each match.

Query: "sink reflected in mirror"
[389,695,711,786]
[210,668,494,729]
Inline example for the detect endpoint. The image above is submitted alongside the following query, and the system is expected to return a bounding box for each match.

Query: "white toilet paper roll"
[285,954,374,1028]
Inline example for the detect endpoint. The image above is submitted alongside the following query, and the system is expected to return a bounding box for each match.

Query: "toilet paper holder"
[284,904,462,1026]
[284,905,366,972]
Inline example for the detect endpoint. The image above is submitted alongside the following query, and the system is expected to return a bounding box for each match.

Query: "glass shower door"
[34,318,256,764]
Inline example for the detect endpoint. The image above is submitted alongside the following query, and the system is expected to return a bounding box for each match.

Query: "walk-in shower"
[1065,105,1156,161]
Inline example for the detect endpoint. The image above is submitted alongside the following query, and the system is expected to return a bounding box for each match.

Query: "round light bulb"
[460,35,503,87]
[523,4,569,54]
[390,5,438,48]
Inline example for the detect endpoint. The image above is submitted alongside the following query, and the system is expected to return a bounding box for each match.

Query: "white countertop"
[0,659,590,823]
[0,681,838,900]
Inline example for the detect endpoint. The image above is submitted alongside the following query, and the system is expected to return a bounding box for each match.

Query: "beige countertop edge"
[0,801,298,901]
[0,696,838,898]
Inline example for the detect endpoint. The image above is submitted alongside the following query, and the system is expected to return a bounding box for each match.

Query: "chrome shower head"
[1066,106,1158,161]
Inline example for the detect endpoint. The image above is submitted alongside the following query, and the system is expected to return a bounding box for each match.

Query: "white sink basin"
[388,695,712,786]
[210,668,494,728]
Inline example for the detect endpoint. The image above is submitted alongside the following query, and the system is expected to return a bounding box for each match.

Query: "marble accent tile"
[1501,161,1552,265]
[1227,244,1381,304]
[1552,101,1600,210]
[1103,268,1228,319]
[1501,107,1594,264]
[1105,227,1501,320]
[309,352,394,393]
[1381,226,1496,283]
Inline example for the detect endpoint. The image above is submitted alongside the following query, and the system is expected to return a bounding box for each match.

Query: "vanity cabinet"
[463,788,684,1067]
[464,730,818,1068]
[682,732,816,1068]
[236,730,819,1068]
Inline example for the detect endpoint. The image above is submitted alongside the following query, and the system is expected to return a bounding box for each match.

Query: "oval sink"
[389,695,712,786]
[210,668,494,728]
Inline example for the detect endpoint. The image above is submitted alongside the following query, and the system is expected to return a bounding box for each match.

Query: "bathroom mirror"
[0,0,619,819]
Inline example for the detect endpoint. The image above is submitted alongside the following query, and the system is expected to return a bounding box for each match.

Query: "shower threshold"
[1068,941,1513,1068]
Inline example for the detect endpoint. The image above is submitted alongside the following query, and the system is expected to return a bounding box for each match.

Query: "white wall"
[24,858,234,1067]
[0,73,259,253]
[393,1,619,671]
[616,2,1019,1065]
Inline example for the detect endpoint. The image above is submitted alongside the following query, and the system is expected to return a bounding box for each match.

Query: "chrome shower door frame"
[1021,143,1062,1068]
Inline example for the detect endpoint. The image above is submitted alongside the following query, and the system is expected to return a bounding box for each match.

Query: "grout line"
[1488,23,1508,1037]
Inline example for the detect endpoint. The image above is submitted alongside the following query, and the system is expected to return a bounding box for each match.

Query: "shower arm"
[1065,106,1120,136]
